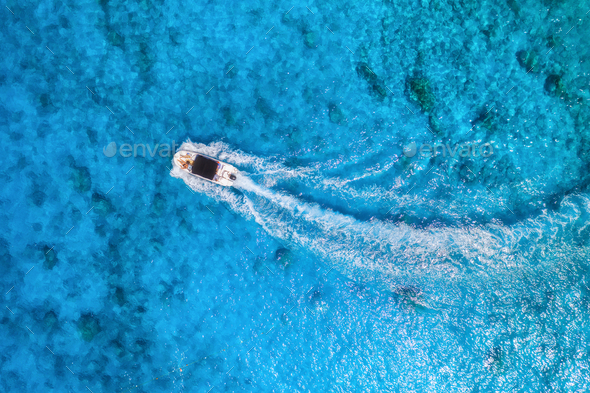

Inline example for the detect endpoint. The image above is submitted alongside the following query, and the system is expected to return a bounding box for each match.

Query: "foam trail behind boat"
[236,176,590,295]
[233,175,520,288]
[171,141,590,294]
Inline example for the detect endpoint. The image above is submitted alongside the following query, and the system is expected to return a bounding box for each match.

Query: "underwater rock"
[393,286,431,312]
[482,155,520,188]
[59,15,71,28]
[428,114,442,133]
[253,256,265,273]
[372,82,387,99]
[43,245,58,270]
[30,189,46,207]
[175,289,185,302]
[544,74,566,97]
[36,122,51,138]
[86,128,97,144]
[458,162,479,183]
[71,166,92,193]
[130,338,149,355]
[158,281,173,306]
[328,102,346,124]
[285,127,307,152]
[308,289,329,313]
[394,286,421,299]
[484,346,504,371]
[473,107,495,132]
[309,289,322,304]
[221,106,237,127]
[481,24,498,40]
[135,305,147,317]
[94,219,112,237]
[92,192,114,216]
[303,30,316,48]
[356,62,377,83]
[281,9,297,26]
[111,339,125,357]
[546,35,562,49]
[506,0,520,16]
[0,238,11,267]
[302,86,315,104]
[313,135,326,150]
[275,247,294,269]
[107,240,121,263]
[255,96,277,121]
[107,30,124,48]
[283,156,301,168]
[224,61,237,78]
[113,287,126,306]
[280,311,290,325]
[77,314,101,342]
[39,93,52,108]
[280,125,303,149]
[10,131,24,141]
[136,41,155,75]
[356,62,394,100]
[150,237,165,254]
[43,310,58,329]
[151,193,166,215]
[516,50,539,72]
[169,27,182,46]
[406,77,436,113]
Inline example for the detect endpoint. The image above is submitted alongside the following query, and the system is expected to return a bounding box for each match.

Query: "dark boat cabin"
[191,155,219,180]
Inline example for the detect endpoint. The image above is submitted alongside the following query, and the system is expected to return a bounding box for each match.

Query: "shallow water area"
[1,0,590,392]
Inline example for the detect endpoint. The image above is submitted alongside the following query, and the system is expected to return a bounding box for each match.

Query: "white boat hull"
[174,150,238,187]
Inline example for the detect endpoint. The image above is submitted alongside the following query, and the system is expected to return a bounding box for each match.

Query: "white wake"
[171,141,590,293]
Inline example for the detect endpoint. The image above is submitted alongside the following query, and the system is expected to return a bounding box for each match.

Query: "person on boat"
[177,153,194,170]
[180,154,194,165]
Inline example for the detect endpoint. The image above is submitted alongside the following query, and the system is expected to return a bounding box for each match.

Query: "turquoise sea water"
[2,0,590,391]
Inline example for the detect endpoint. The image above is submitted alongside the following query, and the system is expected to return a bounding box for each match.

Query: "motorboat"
[174,150,238,186]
